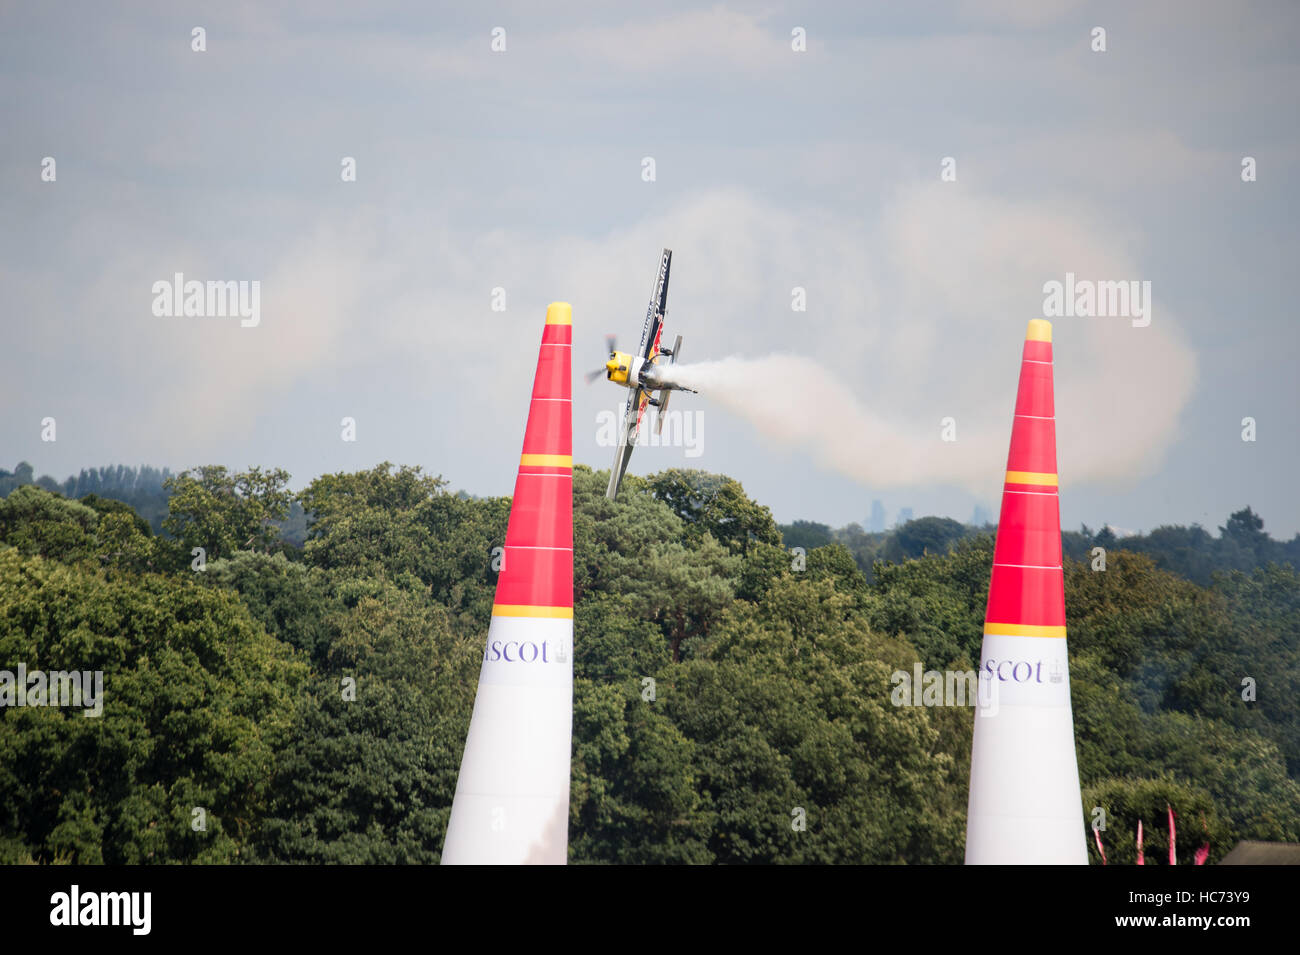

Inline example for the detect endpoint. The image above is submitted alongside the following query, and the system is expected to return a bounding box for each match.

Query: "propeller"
[584,335,618,384]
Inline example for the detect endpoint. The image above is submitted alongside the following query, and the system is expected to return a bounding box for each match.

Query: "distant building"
[868,499,886,533]
[1219,841,1300,865]
[896,507,914,528]
[970,504,992,527]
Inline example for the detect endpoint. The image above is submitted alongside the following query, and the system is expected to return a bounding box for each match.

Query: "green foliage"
[251,588,478,863]
[0,548,307,863]
[0,462,36,496]
[867,536,992,668]
[884,516,970,562]
[299,462,506,626]
[1082,776,1231,865]
[570,679,713,863]
[1066,507,1300,586]
[1065,552,1231,694]
[1,460,1296,865]
[0,463,174,533]
[779,520,834,550]
[163,465,292,562]
[0,485,160,574]
[203,552,341,667]
[732,539,792,602]
[666,581,966,863]
[0,486,101,563]
[645,468,780,551]
[1214,564,1300,774]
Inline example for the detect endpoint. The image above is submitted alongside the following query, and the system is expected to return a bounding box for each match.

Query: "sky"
[2,1,1298,537]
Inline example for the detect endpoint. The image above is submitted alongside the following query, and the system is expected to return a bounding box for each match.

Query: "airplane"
[585,248,697,500]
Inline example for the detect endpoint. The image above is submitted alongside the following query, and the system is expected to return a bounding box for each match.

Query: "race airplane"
[585,248,696,500]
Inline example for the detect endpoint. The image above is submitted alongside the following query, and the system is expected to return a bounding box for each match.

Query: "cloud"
[354,182,1195,498]
[562,6,787,73]
[4,166,1197,504]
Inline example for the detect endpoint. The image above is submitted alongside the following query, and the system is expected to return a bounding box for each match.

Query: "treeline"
[8,461,1294,587]
[0,461,308,545]
[0,464,1297,864]
[1,463,174,534]
[781,508,1300,588]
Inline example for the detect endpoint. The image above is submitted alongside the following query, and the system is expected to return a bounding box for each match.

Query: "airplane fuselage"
[603,351,693,395]
[604,248,687,500]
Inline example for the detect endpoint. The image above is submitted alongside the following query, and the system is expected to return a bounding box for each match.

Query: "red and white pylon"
[965,319,1088,864]
[442,302,574,865]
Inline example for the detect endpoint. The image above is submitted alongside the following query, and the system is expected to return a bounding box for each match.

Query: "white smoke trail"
[666,355,995,489]
[666,346,1194,494]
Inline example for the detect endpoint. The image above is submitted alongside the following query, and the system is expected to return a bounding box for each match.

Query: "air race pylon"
[441,302,574,865]
[965,319,1087,864]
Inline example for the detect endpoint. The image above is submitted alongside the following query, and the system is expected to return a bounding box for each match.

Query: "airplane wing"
[640,249,671,362]
[606,249,672,500]
[631,249,671,433]
[606,401,637,499]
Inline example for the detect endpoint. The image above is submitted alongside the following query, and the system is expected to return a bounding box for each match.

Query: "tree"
[3,460,1298,865]
[639,535,739,662]
[162,466,292,562]
[867,536,992,669]
[569,679,713,863]
[1219,507,1273,569]
[645,469,781,552]
[0,486,100,563]
[251,586,478,863]
[885,516,970,562]
[780,520,834,551]
[664,580,967,863]
[0,548,307,863]
[1082,777,1230,865]
[298,462,505,625]
[203,552,341,667]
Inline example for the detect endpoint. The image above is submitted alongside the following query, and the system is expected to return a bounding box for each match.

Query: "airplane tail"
[656,335,683,434]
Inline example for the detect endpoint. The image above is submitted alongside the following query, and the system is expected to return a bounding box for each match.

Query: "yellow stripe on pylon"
[1005,470,1058,486]
[545,302,573,325]
[520,454,572,467]
[492,604,574,618]
[984,623,1067,638]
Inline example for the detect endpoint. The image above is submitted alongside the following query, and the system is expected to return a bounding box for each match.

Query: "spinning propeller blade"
[585,335,620,385]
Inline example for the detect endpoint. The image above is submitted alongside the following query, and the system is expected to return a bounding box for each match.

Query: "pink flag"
[1094,827,1107,865]
[1167,804,1176,865]
[1137,820,1144,865]
[1195,815,1210,865]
